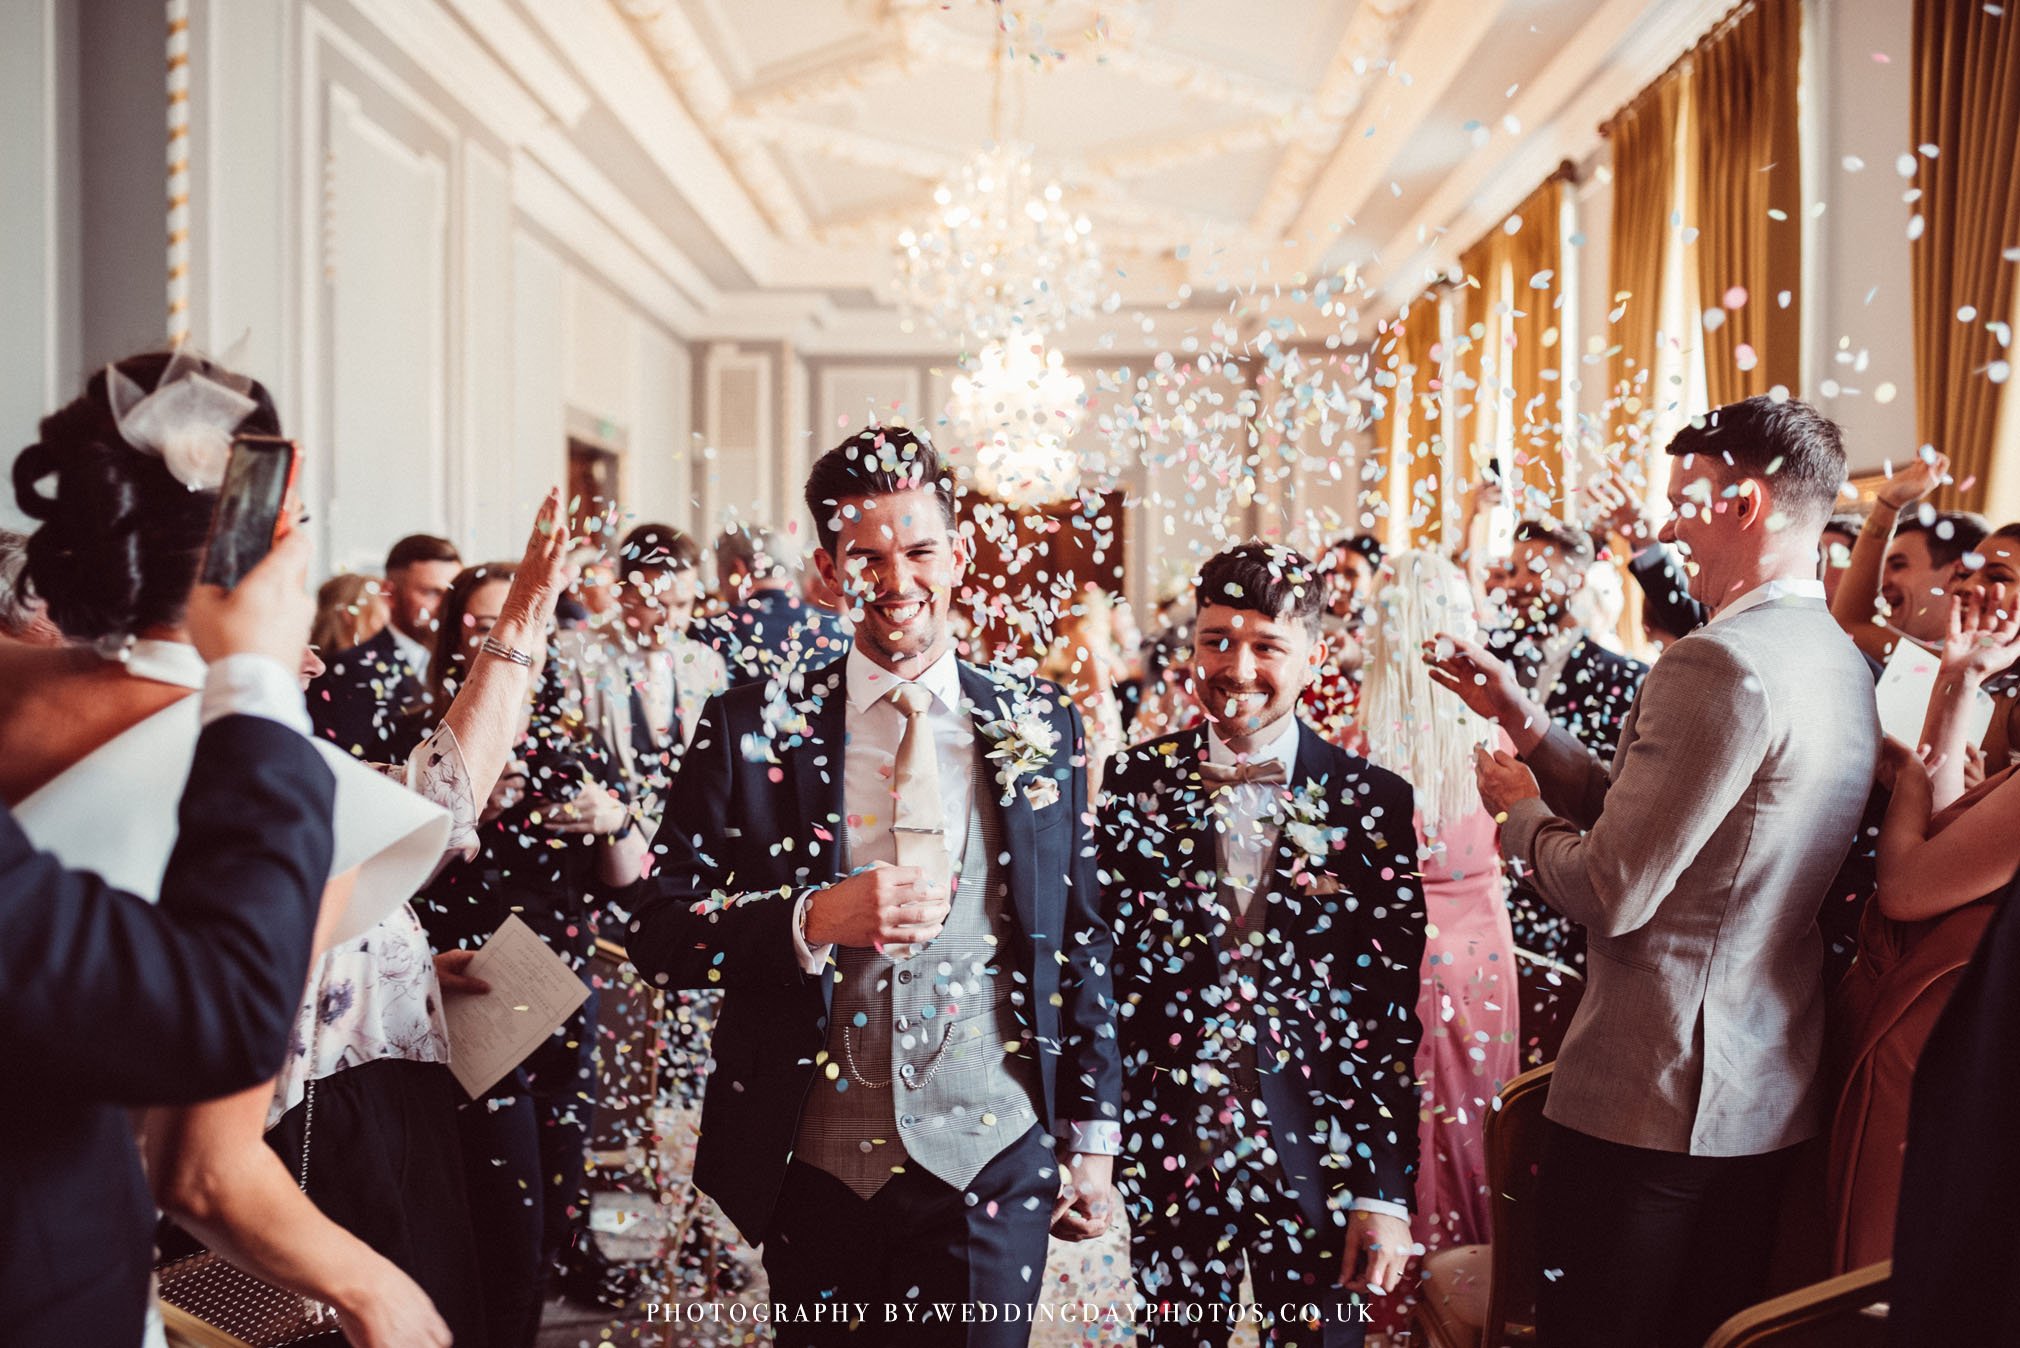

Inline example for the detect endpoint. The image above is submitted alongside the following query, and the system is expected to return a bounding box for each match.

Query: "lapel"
[785,657,849,885]
[957,662,1040,938]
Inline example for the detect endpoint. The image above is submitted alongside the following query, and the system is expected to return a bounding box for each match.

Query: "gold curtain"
[1912,0,2020,513]
[1605,74,1685,456]
[1503,176,1568,514]
[1689,0,1802,404]
[1453,235,1499,492]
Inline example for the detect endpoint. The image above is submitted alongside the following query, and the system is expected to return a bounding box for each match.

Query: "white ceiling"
[450,0,1740,344]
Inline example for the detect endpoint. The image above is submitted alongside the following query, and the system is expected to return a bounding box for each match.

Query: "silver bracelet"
[479,635,532,667]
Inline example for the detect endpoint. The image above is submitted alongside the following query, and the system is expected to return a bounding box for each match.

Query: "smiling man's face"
[814,485,966,674]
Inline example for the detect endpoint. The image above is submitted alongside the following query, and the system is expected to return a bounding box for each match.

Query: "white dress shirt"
[1205,715,1300,919]
[1708,575,1826,626]
[1205,713,1409,1223]
[200,652,314,735]
[388,622,432,679]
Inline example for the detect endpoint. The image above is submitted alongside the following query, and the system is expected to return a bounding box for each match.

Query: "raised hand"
[1876,450,1951,511]
[1587,468,1654,548]
[1940,587,2020,681]
[499,487,572,630]
[803,861,952,950]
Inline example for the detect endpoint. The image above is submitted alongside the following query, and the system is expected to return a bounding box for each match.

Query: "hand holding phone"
[199,434,301,589]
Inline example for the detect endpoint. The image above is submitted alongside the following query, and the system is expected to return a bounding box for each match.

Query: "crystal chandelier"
[945,338,1089,509]
[895,143,1102,343]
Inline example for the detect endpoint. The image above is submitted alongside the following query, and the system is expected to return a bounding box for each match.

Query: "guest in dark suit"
[1100,543,1425,1347]
[308,531,460,757]
[704,523,847,686]
[0,538,336,1345]
[625,428,1121,1347]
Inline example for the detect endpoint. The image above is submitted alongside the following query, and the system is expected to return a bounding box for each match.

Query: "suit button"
[900,1113,917,1127]
[897,969,914,985]
[896,1016,910,1031]
[899,1063,917,1081]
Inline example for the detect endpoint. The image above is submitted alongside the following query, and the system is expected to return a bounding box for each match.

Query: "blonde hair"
[310,573,388,655]
[1358,550,1496,832]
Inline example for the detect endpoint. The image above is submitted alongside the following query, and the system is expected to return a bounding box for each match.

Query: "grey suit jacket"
[1502,596,1878,1156]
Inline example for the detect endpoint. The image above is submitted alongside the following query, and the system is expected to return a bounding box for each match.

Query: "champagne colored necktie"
[887,682,949,958]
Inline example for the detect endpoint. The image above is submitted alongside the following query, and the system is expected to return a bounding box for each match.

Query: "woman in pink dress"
[1354,551,1520,1324]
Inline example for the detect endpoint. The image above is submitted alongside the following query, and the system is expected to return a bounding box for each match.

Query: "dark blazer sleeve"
[1055,702,1122,1129]
[1334,764,1426,1209]
[0,714,335,1104]
[1628,544,1709,636]
[624,694,807,991]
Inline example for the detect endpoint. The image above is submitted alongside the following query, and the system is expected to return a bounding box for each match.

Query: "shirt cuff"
[791,890,834,975]
[1348,1197,1411,1220]
[201,653,311,736]
[1060,1120,1122,1156]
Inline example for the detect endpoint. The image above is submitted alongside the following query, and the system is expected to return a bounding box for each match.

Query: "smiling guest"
[624,427,1120,1348]
[1425,396,1879,1348]
[1099,542,1425,1347]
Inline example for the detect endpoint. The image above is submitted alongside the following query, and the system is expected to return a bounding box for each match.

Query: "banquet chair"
[1409,1063,1554,1348]
[1699,1261,1890,1348]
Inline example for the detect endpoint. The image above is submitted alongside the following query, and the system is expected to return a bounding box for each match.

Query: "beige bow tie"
[1199,758,1287,787]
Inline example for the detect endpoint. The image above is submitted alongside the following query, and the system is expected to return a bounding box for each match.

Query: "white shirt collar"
[1708,576,1826,626]
[844,642,963,715]
[1205,713,1302,776]
[388,623,432,675]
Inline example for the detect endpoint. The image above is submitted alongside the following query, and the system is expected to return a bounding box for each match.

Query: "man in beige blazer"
[1427,396,1880,1348]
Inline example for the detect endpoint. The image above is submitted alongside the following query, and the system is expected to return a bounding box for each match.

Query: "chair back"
[1514,947,1584,1069]
[1482,1062,1555,1345]
[1700,1261,1891,1348]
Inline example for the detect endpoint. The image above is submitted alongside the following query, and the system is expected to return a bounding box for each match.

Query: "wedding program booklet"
[443,915,591,1098]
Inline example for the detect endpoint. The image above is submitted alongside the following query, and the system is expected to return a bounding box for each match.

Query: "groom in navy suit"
[625,428,1120,1346]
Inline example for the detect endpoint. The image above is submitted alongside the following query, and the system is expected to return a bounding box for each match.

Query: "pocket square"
[1024,776,1061,810]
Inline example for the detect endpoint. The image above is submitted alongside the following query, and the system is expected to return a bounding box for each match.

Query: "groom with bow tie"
[1098,543,1425,1347]
[624,428,1120,1347]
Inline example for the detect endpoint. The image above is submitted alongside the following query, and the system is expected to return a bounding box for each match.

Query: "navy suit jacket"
[307,627,425,758]
[623,654,1122,1243]
[1097,722,1425,1227]
[0,715,335,1340]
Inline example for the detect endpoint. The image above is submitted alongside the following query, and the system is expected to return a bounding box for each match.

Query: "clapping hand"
[1940,587,2020,681]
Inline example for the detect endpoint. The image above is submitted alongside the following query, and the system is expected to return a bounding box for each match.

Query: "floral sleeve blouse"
[266,725,481,1129]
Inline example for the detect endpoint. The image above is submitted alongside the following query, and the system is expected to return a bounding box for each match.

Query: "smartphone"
[199,434,301,588]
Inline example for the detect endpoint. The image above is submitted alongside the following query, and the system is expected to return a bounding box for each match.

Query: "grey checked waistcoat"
[794,763,1043,1198]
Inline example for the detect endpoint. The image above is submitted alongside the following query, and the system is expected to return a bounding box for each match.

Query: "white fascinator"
[104,339,259,492]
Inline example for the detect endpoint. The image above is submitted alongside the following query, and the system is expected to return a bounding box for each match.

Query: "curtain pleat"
[1688,0,1802,405]
[1504,177,1568,514]
[1912,0,2020,513]
[1606,74,1684,457]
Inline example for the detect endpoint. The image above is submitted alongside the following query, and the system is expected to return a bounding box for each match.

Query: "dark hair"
[1513,516,1597,570]
[803,426,957,555]
[1993,522,2020,544]
[1328,534,1385,569]
[1664,396,1847,527]
[1194,542,1325,635]
[385,533,460,574]
[13,351,281,641]
[1895,510,1991,570]
[428,562,517,705]
[716,525,788,580]
[1823,512,1866,542]
[617,523,699,576]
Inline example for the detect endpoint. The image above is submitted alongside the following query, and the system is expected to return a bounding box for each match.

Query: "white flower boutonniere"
[1276,781,1338,865]
[978,695,1062,808]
